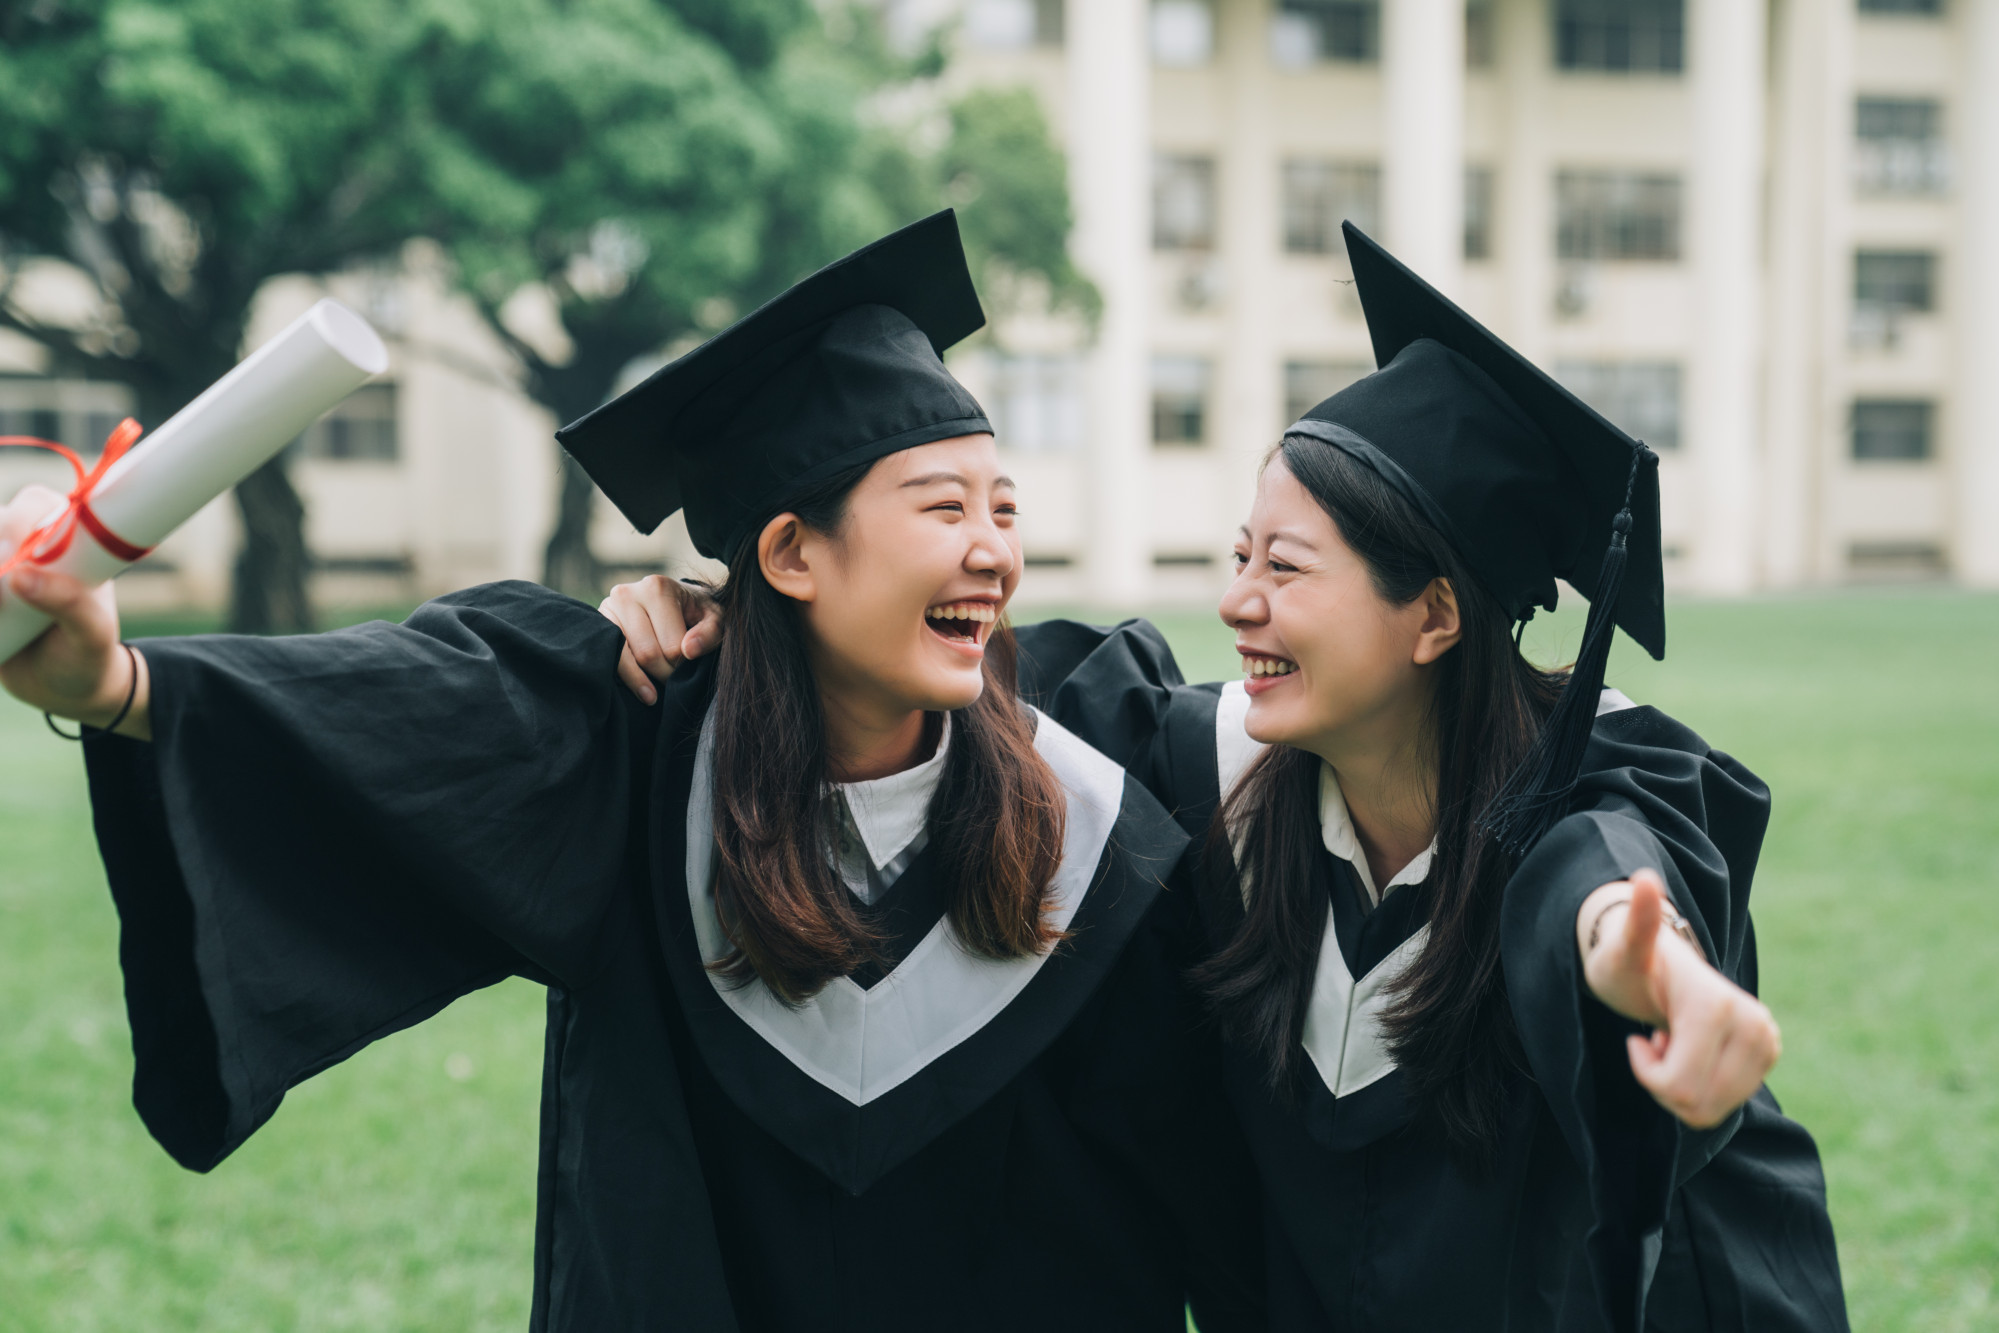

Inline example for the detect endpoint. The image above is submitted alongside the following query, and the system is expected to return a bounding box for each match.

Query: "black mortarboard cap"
[555,210,991,562]
[1288,222,1664,856]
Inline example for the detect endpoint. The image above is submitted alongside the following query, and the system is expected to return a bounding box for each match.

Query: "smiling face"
[759,434,1020,724]
[1220,456,1459,762]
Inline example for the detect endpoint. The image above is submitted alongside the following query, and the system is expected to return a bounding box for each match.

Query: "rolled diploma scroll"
[0,299,389,663]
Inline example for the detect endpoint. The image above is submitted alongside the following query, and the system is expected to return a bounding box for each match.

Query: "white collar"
[836,712,952,872]
[685,704,1124,1106]
[1318,763,1437,907]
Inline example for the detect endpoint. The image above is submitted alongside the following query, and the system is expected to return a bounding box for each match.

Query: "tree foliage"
[419,0,903,594]
[0,0,466,629]
[0,0,1091,612]
[441,1,1092,596]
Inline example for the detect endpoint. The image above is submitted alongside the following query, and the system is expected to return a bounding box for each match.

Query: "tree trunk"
[542,449,605,601]
[229,456,315,634]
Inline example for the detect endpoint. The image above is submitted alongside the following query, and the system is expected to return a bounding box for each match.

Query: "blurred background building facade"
[3,0,1994,612]
[942,0,1999,605]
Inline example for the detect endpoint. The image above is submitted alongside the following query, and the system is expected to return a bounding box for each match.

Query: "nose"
[1218,559,1267,630]
[965,508,1015,582]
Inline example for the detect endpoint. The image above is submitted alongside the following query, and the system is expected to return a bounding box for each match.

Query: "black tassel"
[1479,448,1642,860]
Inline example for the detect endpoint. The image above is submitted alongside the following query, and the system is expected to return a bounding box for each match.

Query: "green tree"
[0,0,1093,620]
[938,85,1099,325]
[428,0,897,595]
[0,0,461,631]
[442,2,1093,596]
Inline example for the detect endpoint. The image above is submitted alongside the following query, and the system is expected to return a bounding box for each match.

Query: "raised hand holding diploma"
[1578,867,1783,1128]
[0,487,147,736]
[0,299,389,671]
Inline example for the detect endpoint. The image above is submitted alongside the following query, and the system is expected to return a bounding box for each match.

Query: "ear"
[1411,577,1464,666]
[758,513,817,602]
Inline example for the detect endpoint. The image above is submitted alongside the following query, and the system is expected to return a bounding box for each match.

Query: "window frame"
[1555,170,1684,263]
[1151,355,1213,447]
[1154,153,1220,252]
[1553,0,1685,74]
[1849,398,1937,462]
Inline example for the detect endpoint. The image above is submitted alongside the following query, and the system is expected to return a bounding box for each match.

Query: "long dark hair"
[1198,436,1566,1153]
[704,460,1068,1004]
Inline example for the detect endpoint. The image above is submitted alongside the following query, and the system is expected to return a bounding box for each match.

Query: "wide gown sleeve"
[1499,704,1773,1332]
[81,580,647,1172]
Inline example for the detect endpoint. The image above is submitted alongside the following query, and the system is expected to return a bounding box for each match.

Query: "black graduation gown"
[1014,617,1849,1333]
[78,582,1264,1333]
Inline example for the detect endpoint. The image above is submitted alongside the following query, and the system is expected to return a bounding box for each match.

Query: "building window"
[1854,97,1948,195]
[0,406,61,444]
[1851,400,1934,460]
[1152,356,1211,445]
[1152,0,1215,67]
[1270,0,1380,68]
[1858,0,1942,14]
[1556,171,1682,261]
[1282,160,1380,255]
[1847,541,1946,578]
[1154,154,1218,250]
[297,383,399,462]
[987,352,1085,455]
[1854,251,1936,312]
[1554,362,1682,450]
[1283,361,1370,423]
[1555,0,1683,72]
[0,378,135,453]
[79,411,125,451]
[963,0,1063,50]
[1852,250,1937,346]
[1464,166,1496,260]
[1466,0,1497,68]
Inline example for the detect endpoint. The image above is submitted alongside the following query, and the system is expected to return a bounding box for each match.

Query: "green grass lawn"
[1,590,1994,1329]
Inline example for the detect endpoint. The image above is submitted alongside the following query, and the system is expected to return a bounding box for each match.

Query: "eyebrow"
[899,471,1016,491]
[1264,527,1322,551]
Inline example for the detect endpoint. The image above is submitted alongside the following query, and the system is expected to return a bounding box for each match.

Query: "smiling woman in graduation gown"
[3,214,1261,1332]
[1010,228,1849,1332]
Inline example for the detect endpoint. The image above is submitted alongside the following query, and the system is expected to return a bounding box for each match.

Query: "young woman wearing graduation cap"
[610,223,1849,1332]
[1023,226,1849,1331]
[0,212,1262,1332]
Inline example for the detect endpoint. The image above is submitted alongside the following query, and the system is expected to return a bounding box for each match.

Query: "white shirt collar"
[1318,763,1437,907]
[836,712,952,872]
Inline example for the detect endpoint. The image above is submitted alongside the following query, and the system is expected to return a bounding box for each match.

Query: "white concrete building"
[938,0,1999,604]
[3,0,1994,614]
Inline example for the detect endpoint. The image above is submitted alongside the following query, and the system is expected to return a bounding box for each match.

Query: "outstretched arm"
[1577,867,1781,1129]
[0,484,151,738]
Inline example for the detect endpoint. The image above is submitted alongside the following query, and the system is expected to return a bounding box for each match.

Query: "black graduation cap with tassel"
[1480,443,1652,857]
[1287,223,1666,862]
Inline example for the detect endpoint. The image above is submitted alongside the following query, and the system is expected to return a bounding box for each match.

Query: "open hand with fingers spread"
[597,574,724,704]
[1576,868,1781,1129]
[0,485,150,738]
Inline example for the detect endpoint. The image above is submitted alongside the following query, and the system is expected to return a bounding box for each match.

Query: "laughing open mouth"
[1241,654,1296,678]
[925,600,997,645]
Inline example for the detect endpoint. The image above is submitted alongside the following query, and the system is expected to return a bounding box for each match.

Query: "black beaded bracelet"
[44,642,139,741]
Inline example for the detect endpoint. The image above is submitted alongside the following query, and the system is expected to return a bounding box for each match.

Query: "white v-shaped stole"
[1301,922,1430,1097]
[1216,680,1644,1100]
[684,706,1125,1107]
[1215,679,1425,1098]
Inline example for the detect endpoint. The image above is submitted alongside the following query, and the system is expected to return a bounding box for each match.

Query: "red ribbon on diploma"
[0,418,155,586]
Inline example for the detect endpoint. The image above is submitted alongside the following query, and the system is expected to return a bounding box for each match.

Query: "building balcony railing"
[1849,304,1905,351]
[1852,141,1950,197]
